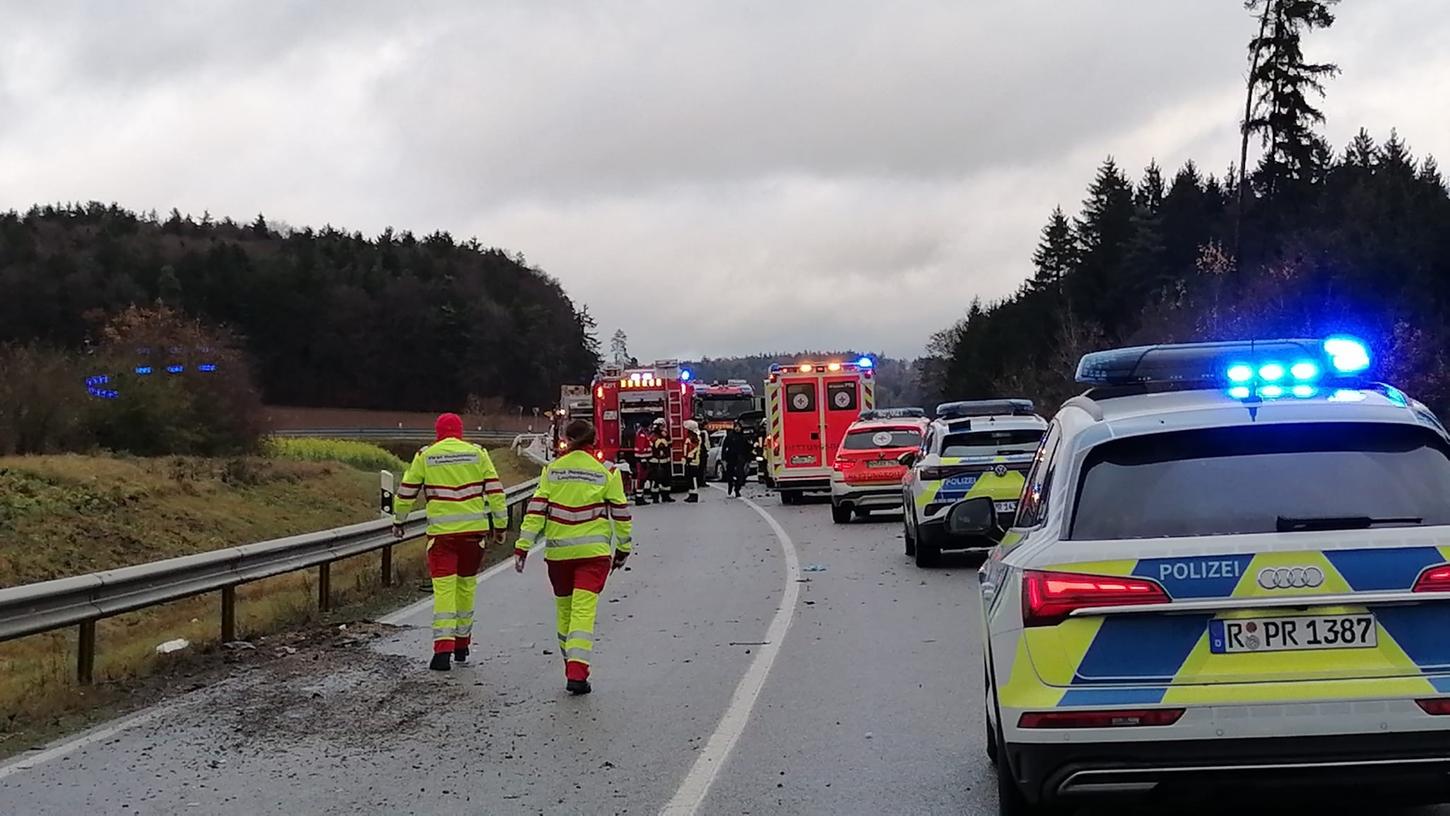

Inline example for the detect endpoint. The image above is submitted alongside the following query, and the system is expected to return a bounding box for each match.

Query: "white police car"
[901,400,1046,566]
[954,337,1450,814]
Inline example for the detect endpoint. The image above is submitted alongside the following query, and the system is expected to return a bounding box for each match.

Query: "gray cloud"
[2,0,1447,362]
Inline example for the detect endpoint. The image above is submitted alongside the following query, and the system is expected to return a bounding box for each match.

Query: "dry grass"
[0,450,533,746]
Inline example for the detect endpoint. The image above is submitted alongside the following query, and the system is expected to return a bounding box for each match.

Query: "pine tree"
[1245,0,1340,207]
[1069,158,1137,334]
[1027,207,1075,294]
[577,305,602,366]
[610,329,630,366]
[1420,156,1445,190]
[1126,161,1169,295]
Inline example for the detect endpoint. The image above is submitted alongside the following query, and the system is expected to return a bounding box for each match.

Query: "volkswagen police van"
[952,337,1450,814]
[901,400,1046,566]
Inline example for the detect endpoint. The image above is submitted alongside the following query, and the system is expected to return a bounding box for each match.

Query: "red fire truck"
[553,385,593,455]
[762,357,876,503]
[693,380,760,432]
[591,360,697,488]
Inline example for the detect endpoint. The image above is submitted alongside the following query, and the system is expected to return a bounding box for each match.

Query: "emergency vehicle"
[828,408,928,523]
[693,380,760,432]
[590,360,697,488]
[960,337,1450,814]
[763,357,875,503]
[902,400,1046,566]
[553,385,593,455]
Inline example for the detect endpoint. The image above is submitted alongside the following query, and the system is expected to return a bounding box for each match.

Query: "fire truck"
[762,357,875,503]
[591,359,697,488]
[693,380,762,432]
[553,385,594,455]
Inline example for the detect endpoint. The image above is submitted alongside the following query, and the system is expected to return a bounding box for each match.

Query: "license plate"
[994,500,1017,514]
[1209,614,1377,654]
[790,455,816,465]
[867,460,896,468]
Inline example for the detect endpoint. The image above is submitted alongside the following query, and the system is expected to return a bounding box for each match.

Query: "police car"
[901,400,1046,567]
[829,408,928,523]
[954,337,1450,814]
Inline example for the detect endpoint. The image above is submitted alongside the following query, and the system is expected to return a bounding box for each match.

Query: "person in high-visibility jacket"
[682,419,703,504]
[392,413,508,671]
[514,419,632,695]
[649,420,674,503]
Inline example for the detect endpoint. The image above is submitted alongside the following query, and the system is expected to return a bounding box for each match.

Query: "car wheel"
[853,508,871,520]
[903,509,917,556]
[831,502,851,524]
[914,523,938,567]
[781,490,797,505]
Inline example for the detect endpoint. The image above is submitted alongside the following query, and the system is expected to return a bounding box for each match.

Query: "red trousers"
[547,556,612,681]
[427,534,485,654]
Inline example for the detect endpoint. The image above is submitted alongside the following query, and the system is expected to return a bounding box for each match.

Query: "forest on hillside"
[926,0,1450,415]
[0,205,601,411]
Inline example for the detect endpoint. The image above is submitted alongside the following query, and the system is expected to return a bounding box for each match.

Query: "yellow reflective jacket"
[516,450,633,560]
[393,437,508,536]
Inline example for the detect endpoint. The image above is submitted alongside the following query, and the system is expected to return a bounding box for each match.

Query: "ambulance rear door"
[821,372,865,469]
[780,373,827,473]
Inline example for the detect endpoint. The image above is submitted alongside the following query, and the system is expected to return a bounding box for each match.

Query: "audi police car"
[901,400,1046,567]
[956,337,1450,814]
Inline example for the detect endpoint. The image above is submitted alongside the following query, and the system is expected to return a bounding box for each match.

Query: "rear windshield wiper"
[1276,515,1423,532]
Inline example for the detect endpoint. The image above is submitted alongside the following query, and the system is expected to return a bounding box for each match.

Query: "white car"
[961,337,1450,814]
[901,401,1046,566]
[705,430,727,480]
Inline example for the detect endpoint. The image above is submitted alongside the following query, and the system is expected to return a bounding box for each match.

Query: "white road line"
[0,549,525,778]
[659,487,801,816]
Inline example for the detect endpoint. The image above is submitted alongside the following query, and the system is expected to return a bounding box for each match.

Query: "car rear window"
[941,429,1043,458]
[842,428,921,449]
[1070,423,1450,540]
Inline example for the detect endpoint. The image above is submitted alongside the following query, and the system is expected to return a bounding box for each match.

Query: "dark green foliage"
[0,204,600,412]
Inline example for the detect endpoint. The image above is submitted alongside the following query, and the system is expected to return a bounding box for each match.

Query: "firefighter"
[515,419,632,694]
[392,413,508,671]
[649,419,674,503]
[682,419,704,503]
[631,422,652,505]
[722,420,752,497]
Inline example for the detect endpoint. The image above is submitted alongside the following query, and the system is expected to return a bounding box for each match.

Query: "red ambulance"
[762,357,876,504]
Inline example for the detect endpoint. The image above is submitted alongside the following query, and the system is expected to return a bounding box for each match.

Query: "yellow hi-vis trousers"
[547,556,612,681]
[427,535,485,654]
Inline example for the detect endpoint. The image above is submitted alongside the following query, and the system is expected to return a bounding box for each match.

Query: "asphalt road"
[3,486,1449,815]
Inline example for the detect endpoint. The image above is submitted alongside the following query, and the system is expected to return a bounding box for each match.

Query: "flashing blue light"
[1324,336,1371,374]
[680,369,692,382]
[1258,363,1286,382]
[857,356,874,369]
[135,366,153,376]
[1291,384,1317,398]
[1259,385,1285,399]
[1226,364,1253,383]
[1329,389,1367,403]
[1227,386,1251,400]
[1384,386,1409,407]
[166,365,184,374]
[198,363,217,373]
[1290,360,1319,380]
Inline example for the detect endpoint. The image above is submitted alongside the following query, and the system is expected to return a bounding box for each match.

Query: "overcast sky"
[3,1,1448,361]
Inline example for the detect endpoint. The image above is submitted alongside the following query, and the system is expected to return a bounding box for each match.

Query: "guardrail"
[0,477,541,684]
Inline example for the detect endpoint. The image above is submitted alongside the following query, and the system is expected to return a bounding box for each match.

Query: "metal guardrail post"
[381,545,394,587]
[221,586,236,642]
[318,563,332,612]
[78,620,96,685]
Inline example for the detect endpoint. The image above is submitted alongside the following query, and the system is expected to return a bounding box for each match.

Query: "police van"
[901,400,1046,566]
[953,337,1450,814]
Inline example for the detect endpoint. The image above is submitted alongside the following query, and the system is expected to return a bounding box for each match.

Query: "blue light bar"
[1226,364,1253,383]
[857,356,874,369]
[1324,336,1371,374]
[680,369,692,382]
[135,366,153,376]
[1077,337,1371,388]
[166,364,184,374]
[198,363,217,373]
[1290,360,1319,380]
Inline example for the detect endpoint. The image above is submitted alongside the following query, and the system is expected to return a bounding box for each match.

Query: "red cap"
[435,413,464,441]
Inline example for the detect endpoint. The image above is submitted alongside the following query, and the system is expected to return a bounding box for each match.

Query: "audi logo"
[1257,566,1325,590]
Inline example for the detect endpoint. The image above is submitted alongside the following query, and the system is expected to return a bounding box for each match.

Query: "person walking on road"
[649,419,674,503]
[392,413,508,671]
[722,420,752,497]
[682,419,704,503]
[515,419,633,695]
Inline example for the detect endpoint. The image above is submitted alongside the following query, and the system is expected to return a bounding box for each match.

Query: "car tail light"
[835,459,858,471]
[920,467,951,481]
[1413,565,1450,593]
[1416,699,1450,715]
[1018,709,1184,729]
[1022,570,1170,628]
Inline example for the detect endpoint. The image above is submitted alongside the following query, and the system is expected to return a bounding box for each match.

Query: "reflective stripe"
[484,478,505,495]
[526,498,548,512]
[519,529,540,545]
[433,613,456,623]
[545,534,613,549]
[396,484,421,499]
[426,510,491,523]
[456,622,474,637]
[549,505,609,524]
[567,631,592,644]
[565,648,592,662]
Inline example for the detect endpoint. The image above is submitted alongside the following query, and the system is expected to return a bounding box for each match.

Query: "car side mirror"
[946,496,997,536]
[898,451,917,467]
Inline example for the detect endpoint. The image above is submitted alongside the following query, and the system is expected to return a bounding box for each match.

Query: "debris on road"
[155,638,191,654]
[802,563,828,573]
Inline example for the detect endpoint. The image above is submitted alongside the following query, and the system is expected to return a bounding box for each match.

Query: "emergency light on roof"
[857,356,874,369]
[936,399,1036,419]
[681,369,692,381]
[1076,337,1376,403]
[860,407,926,420]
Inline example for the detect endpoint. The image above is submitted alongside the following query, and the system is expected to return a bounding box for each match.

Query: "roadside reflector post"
[379,470,396,517]
[77,619,96,685]
[381,545,394,587]
[318,562,332,612]
[221,586,236,642]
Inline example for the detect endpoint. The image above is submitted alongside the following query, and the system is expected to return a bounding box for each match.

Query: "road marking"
[0,550,525,778]
[660,487,801,816]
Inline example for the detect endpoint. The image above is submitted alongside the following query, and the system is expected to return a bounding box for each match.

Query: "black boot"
[685,493,699,503]
[661,493,675,503]
[453,646,469,664]
[429,653,452,671]
[566,679,592,695]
